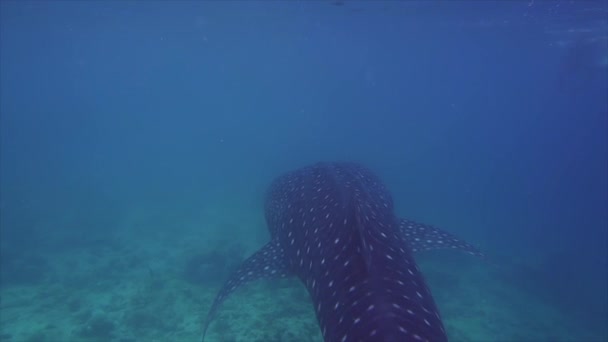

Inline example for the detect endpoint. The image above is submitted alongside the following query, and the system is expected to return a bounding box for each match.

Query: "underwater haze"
[1,1,606,341]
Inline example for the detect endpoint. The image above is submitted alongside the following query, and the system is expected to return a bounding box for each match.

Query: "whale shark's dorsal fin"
[201,238,290,341]
[399,218,485,258]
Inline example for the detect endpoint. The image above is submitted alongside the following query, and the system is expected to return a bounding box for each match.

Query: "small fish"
[201,162,484,342]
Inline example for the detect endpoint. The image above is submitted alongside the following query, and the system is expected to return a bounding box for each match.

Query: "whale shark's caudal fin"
[201,238,290,341]
[399,218,485,258]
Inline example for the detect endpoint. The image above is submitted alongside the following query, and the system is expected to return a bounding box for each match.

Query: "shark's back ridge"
[265,162,446,341]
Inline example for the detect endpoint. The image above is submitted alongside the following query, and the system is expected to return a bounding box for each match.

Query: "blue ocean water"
[0,1,606,341]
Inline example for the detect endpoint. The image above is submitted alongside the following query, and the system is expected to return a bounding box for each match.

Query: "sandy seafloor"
[0,202,605,342]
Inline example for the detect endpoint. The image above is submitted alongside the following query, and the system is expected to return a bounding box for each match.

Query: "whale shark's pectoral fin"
[201,238,290,341]
[399,218,485,258]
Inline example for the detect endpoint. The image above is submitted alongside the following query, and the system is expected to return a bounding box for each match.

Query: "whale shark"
[201,162,484,341]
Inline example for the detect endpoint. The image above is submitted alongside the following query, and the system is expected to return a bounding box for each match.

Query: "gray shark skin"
[202,162,484,342]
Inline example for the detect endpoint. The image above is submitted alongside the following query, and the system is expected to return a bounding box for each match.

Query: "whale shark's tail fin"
[201,238,290,341]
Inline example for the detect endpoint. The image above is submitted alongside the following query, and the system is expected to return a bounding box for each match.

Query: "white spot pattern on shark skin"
[202,162,484,342]
[268,164,446,341]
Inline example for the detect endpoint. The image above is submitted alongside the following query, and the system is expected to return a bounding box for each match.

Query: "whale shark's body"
[202,162,483,341]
